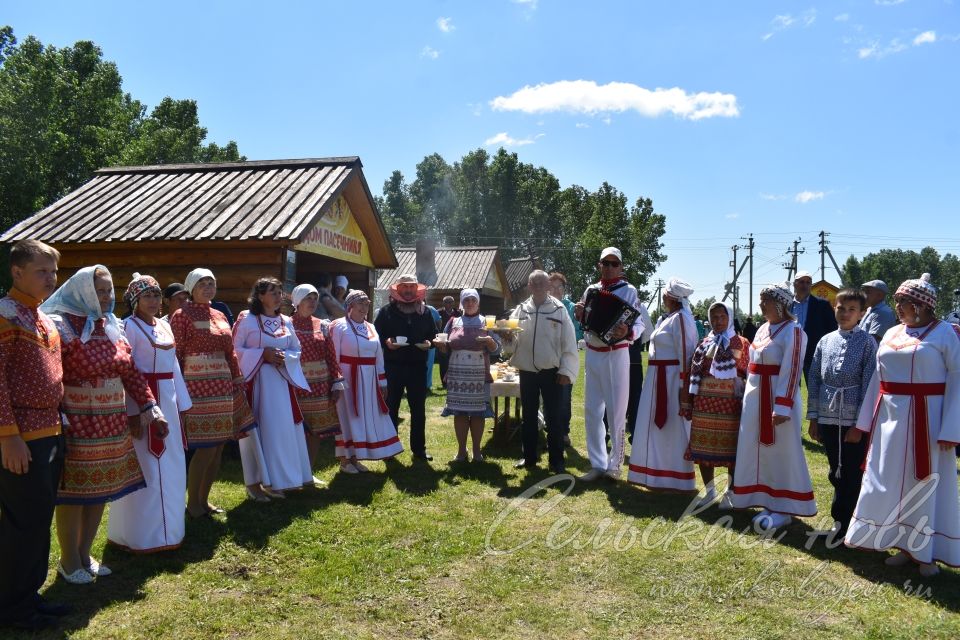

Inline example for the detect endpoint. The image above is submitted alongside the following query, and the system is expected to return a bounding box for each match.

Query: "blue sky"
[5,0,959,308]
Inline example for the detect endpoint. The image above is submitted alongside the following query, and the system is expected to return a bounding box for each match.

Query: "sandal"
[449,454,469,464]
[57,563,94,585]
[84,558,112,577]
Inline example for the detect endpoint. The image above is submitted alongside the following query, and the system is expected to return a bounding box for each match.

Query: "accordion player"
[582,287,642,346]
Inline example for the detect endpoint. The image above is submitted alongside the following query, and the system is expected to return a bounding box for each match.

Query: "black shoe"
[6,613,58,631]
[514,459,537,469]
[413,452,433,461]
[37,598,73,617]
[549,466,567,474]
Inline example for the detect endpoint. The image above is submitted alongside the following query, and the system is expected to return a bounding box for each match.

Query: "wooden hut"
[0,157,397,314]
[375,240,511,315]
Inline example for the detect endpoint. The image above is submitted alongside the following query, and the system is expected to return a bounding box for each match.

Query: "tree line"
[375,149,668,300]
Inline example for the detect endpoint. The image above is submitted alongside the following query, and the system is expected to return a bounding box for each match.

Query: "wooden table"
[490,369,521,445]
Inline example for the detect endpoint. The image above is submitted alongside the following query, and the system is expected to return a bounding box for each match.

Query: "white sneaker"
[340,463,360,474]
[578,468,604,482]
[919,562,940,577]
[604,469,622,481]
[353,461,370,473]
[885,551,911,567]
[765,512,793,530]
[85,558,112,577]
[58,563,94,584]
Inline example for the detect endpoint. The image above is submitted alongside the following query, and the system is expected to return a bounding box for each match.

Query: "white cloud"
[875,0,906,5]
[420,46,439,59]
[601,116,612,125]
[575,122,590,128]
[760,193,788,201]
[437,17,455,33]
[484,132,543,148]
[764,9,817,39]
[773,14,795,28]
[858,30,936,59]
[512,0,538,8]
[467,102,483,116]
[725,213,741,219]
[795,190,825,203]
[762,32,774,41]
[490,80,740,121]
[835,13,850,22]
[913,30,936,45]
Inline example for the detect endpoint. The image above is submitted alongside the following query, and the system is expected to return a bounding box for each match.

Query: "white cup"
[435,332,448,342]
[395,336,408,345]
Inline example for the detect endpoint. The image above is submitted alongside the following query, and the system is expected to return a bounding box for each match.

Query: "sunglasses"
[600,260,621,268]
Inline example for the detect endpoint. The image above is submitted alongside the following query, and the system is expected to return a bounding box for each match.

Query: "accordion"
[582,287,641,345]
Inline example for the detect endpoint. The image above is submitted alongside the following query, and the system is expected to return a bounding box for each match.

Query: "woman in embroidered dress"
[234,278,313,500]
[730,283,816,531]
[291,284,344,477]
[628,278,698,492]
[685,301,750,508]
[328,290,403,472]
[108,274,191,552]
[42,266,165,584]
[435,289,500,463]
[170,269,254,518]
[844,274,960,577]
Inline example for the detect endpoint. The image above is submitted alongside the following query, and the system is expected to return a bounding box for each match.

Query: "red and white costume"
[730,319,816,516]
[844,321,960,565]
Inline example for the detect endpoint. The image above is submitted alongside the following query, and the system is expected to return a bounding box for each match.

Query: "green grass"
[20,352,960,639]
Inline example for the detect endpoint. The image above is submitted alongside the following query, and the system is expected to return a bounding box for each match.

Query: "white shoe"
[695,488,718,509]
[919,562,940,577]
[340,463,360,474]
[58,563,94,584]
[578,468,604,482]
[718,491,734,511]
[604,469,622,481]
[262,487,286,499]
[885,551,911,567]
[85,558,112,577]
[353,461,370,473]
[309,476,327,487]
[765,512,792,530]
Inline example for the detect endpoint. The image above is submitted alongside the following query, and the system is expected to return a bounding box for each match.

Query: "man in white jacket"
[508,270,580,474]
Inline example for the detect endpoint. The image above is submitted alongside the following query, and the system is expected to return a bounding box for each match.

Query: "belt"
[749,363,780,445]
[339,355,387,417]
[648,359,680,428]
[879,381,945,480]
[586,343,629,352]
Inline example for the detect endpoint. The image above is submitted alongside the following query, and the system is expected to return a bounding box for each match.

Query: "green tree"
[692,296,718,319]
[843,247,960,318]
[121,97,243,165]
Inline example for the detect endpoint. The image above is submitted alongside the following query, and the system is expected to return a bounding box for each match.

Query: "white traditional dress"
[233,313,313,491]
[731,320,816,516]
[328,316,403,460]
[844,321,960,566]
[108,316,191,552]
[628,309,698,491]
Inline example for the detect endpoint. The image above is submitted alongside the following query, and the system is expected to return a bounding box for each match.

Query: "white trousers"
[583,346,630,473]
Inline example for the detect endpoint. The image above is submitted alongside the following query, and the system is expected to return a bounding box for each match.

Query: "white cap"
[334,275,348,289]
[793,270,813,282]
[600,247,622,262]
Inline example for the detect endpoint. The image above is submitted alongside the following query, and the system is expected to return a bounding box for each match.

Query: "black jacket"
[374,302,438,365]
[799,295,838,375]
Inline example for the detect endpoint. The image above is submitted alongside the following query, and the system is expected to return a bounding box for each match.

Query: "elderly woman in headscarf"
[844,274,960,576]
[685,301,751,508]
[41,266,165,583]
[169,268,254,518]
[107,273,191,553]
[628,277,698,492]
[291,284,344,476]
[730,283,815,532]
[435,289,500,463]
[328,289,403,472]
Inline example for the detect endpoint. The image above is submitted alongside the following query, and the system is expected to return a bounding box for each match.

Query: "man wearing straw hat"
[374,274,438,461]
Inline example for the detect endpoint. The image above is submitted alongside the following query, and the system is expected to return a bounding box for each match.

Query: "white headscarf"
[459,288,479,311]
[291,284,319,309]
[41,265,122,344]
[666,277,695,315]
[704,301,737,380]
[185,268,216,296]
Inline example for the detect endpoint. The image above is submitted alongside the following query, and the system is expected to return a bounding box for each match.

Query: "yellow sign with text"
[811,280,840,305]
[295,196,374,267]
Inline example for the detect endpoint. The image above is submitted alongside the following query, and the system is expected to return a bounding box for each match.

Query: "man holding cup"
[374,275,437,461]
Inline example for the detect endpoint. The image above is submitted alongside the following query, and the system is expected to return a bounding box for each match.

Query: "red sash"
[649,359,680,428]
[749,363,780,445]
[340,355,388,416]
[142,372,180,458]
[878,381,945,480]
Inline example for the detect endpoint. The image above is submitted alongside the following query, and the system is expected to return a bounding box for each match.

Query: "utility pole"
[741,234,755,316]
[818,231,828,282]
[651,278,665,318]
[784,237,805,281]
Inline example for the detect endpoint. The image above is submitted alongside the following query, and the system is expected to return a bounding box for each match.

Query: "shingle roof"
[377,247,503,291]
[504,256,540,294]
[1,158,390,254]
